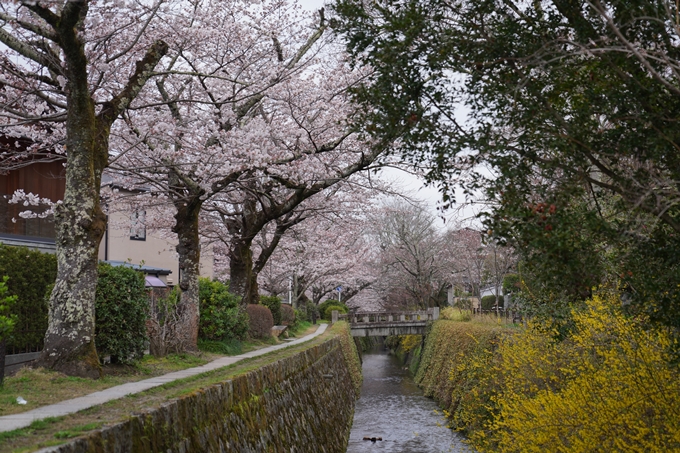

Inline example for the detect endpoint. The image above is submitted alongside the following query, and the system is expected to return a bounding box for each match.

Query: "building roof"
[144,275,167,288]
[103,260,172,275]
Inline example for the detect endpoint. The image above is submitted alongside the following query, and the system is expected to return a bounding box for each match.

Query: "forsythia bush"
[473,294,680,453]
[399,334,421,353]
[415,320,502,416]
[440,306,472,321]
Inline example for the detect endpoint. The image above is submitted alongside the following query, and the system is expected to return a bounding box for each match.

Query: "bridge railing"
[337,307,439,325]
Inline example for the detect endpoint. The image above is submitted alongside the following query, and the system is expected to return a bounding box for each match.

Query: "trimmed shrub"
[0,244,56,352]
[259,295,282,325]
[246,304,273,339]
[197,338,243,355]
[323,304,348,321]
[481,295,504,310]
[318,299,348,318]
[199,278,248,342]
[95,263,148,365]
[295,307,308,322]
[280,304,295,325]
[0,275,17,385]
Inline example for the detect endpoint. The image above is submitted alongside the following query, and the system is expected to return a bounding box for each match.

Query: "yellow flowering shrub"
[400,334,421,353]
[440,306,472,321]
[476,294,680,453]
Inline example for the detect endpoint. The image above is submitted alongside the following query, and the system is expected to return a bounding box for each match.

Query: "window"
[0,161,64,241]
[130,210,146,240]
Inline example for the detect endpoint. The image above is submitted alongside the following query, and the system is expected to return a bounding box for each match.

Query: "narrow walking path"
[0,324,328,433]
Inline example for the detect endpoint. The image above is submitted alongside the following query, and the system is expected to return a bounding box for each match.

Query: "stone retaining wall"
[42,337,358,453]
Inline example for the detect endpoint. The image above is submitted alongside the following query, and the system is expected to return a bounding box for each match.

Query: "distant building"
[480,285,503,299]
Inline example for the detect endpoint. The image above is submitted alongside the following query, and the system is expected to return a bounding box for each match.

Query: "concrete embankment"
[39,323,361,453]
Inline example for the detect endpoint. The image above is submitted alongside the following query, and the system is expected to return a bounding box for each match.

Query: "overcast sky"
[296,0,483,229]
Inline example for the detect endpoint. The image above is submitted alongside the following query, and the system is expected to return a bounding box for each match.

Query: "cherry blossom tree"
[0,1,168,377]
[444,227,486,300]
[109,0,387,349]
[369,199,448,309]
[253,180,380,307]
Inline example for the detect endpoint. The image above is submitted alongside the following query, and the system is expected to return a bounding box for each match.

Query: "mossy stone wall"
[44,337,357,452]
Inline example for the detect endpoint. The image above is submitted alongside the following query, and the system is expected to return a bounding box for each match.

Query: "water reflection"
[347,347,470,453]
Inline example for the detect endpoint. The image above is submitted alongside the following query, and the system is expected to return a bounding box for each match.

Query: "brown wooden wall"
[0,161,65,239]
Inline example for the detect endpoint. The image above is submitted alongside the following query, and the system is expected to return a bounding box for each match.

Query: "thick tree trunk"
[39,133,107,379]
[171,200,202,352]
[23,2,167,376]
[37,16,106,376]
[229,238,260,306]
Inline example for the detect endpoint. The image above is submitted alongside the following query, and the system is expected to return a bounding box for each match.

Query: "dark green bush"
[259,295,282,325]
[481,295,504,310]
[323,304,348,321]
[246,304,273,339]
[0,244,56,352]
[295,307,308,322]
[503,274,521,295]
[318,299,347,317]
[281,304,295,325]
[305,301,319,323]
[199,278,248,342]
[95,263,148,364]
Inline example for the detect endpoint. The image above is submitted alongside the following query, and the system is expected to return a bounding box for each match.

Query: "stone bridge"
[334,308,440,337]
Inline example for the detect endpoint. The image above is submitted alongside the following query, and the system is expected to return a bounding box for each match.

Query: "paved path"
[0,324,328,433]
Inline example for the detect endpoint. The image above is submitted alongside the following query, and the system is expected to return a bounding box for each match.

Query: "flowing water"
[346,347,470,453]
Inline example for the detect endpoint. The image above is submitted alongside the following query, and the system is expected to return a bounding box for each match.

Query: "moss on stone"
[39,327,361,453]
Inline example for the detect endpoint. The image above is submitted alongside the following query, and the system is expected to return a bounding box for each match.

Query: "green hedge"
[0,244,56,352]
[260,295,282,325]
[481,295,504,310]
[323,304,348,321]
[281,304,295,325]
[199,278,248,342]
[95,263,149,364]
[318,299,349,321]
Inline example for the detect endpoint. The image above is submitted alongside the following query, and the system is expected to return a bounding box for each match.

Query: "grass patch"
[287,320,313,337]
[198,335,288,356]
[198,338,243,355]
[0,325,333,453]
[0,353,219,417]
[0,417,62,442]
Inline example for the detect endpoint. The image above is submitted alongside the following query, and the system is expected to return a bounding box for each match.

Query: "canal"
[346,346,470,453]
